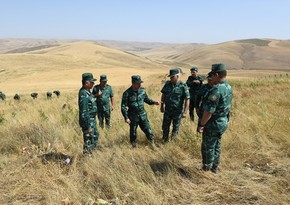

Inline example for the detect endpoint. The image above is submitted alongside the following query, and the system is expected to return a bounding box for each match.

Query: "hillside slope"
[129,39,290,70]
[0,41,167,94]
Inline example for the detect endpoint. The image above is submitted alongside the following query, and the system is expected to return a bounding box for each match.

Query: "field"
[0,40,290,204]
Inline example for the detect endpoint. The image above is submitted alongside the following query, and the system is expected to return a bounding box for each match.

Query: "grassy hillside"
[131,39,290,71]
[0,41,168,95]
[0,76,289,205]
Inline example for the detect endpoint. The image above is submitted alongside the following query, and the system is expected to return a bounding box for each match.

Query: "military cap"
[168,68,180,77]
[82,73,96,82]
[131,75,143,83]
[100,74,108,82]
[190,66,198,72]
[211,64,227,73]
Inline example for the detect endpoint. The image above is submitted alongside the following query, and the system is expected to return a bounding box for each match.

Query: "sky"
[1,0,290,44]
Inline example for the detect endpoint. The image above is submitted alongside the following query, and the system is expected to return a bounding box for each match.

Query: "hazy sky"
[1,0,290,44]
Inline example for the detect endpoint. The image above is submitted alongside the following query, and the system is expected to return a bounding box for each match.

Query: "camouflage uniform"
[195,80,213,126]
[78,73,98,154]
[201,64,232,172]
[161,80,190,141]
[186,68,203,122]
[121,76,156,144]
[92,83,113,128]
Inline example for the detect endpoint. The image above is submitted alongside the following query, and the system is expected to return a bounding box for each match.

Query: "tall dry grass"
[0,77,289,205]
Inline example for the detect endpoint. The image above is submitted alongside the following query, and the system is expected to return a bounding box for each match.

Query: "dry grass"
[1,76,289,205]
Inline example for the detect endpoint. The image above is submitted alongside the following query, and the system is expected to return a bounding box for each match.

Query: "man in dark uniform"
[197,64,232,173]
[92,75,114,129]
[195,72,214,128]
[160,68,190,142]
[186,66,203,122]
[78,73,98,154]
[121,75,160,148]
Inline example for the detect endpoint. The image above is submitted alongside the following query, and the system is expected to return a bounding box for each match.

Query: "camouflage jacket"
[121,87,155,121]
[195,84,213,109]
[161,80,190,112]
[186,75,203,100]
[202,80,232,133]
[78,87,97,130]
[92,84,113,111]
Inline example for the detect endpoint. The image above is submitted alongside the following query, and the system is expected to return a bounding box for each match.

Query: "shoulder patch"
[209,94,217,102]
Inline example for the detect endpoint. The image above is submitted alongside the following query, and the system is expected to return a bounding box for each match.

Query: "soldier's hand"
[160,106,164,113]
[125,118,131,124]
[182,112,187,118]
[85,128,93,133]
[98,90,102,96]
[154,101,160,105]
[111,106,114,111]
[197,126,204,133]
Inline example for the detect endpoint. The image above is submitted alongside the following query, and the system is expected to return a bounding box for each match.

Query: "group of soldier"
[79,63,232,174]
[0,90,61,101]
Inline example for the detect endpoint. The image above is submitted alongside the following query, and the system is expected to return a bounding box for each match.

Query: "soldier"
[0,91,6,101]
[92,75,114,129]
[160,68,190,143]
[186,66,203,122]
[78,73,98,155]
[121,75,159,148]
[46,91,52,99]
[195,72,214,128]
[53,90,61,97]
[31,92,38,99]
[14,93,20,100]
[197,64,233,174]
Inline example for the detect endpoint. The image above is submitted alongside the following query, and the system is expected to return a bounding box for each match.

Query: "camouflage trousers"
[189,99,196,121]
[201,128,222,171]
[162,110,182,142]
[97,108,111,129]
[129,115,154,143]
[82,118,99,154]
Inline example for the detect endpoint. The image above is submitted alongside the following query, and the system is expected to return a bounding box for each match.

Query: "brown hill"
[131,39,290,71]
[0,41,167,95]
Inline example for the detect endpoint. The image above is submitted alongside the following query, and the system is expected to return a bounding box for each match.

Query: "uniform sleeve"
[79,92,90,130]
[195,86,203,108]
[161,81,168,94]
[143,90,155,105]
[110,86,114,97]
[199,77,204,86]
[203,87,220,113]
[121,91,129,120]
[184,84,190,99]
[186,77,193,88]
[92,85,97,95]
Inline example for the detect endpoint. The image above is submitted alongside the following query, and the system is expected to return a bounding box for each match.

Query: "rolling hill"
[123,38,290,71]
[0,40,167,95]
[0,38,289,96]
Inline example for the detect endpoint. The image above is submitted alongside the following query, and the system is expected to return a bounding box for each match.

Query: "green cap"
[211,64,227,73]
[131,75,143,83]
[82,73,96,82]
[168,68,180,77]
[190,66,198,72]
[100,74,108,82]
